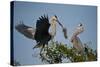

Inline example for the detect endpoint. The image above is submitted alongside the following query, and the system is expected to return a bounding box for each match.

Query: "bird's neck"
[49,21,57,37]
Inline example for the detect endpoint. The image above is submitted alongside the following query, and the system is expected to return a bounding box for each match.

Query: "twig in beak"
[62,28,67,39]
[57,20,67,39]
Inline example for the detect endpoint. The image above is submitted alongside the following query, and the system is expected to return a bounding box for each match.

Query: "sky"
[13,1,97,65]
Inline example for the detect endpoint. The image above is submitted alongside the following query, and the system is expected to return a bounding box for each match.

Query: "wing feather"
[15,23,35,39]
[35,15,51,42]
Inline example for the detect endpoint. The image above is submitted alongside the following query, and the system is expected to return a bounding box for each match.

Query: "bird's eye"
[79,23,82,26]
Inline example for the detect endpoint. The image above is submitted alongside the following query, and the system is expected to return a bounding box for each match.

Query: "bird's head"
[50,15,63,28]
[50,15,58,23]
[74,23,84,36]
[78,23,83,27]
[77,23,84,32]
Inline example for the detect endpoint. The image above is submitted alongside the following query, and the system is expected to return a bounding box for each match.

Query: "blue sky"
[13,1,97,65]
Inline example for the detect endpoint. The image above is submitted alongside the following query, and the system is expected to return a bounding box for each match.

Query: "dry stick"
[57,20,67,39]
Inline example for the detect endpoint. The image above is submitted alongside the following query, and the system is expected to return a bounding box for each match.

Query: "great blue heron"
[15,15,67,54]
[71,23,84,53]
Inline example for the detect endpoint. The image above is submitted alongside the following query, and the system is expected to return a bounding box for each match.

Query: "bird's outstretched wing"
[34,15,51,42]
[15,22,35,40]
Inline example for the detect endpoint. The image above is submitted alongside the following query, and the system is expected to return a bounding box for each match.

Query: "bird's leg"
[46,44,49,55]
[40,44,45,56]
[40,47,43,56]
[50,37,55,45]
[47,44,48,51]
[51,38,53,43]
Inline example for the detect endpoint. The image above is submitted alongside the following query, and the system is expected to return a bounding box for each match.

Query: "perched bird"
[49,15,67,39]
[71,23,84,53]
[15,15,67,54]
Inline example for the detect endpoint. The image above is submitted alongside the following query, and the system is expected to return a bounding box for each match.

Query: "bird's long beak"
[57,20,64,29]
[57,20,68,39]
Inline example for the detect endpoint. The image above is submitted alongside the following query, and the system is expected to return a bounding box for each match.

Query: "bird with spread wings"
[15,15,67,55]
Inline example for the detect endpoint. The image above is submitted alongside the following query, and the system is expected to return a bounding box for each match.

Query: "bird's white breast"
[49,21,57,37]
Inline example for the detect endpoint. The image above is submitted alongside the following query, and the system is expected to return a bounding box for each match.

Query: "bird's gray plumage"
[15,15,67,55]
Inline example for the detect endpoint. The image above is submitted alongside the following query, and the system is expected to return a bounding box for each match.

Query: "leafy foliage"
[39,41,97,64]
